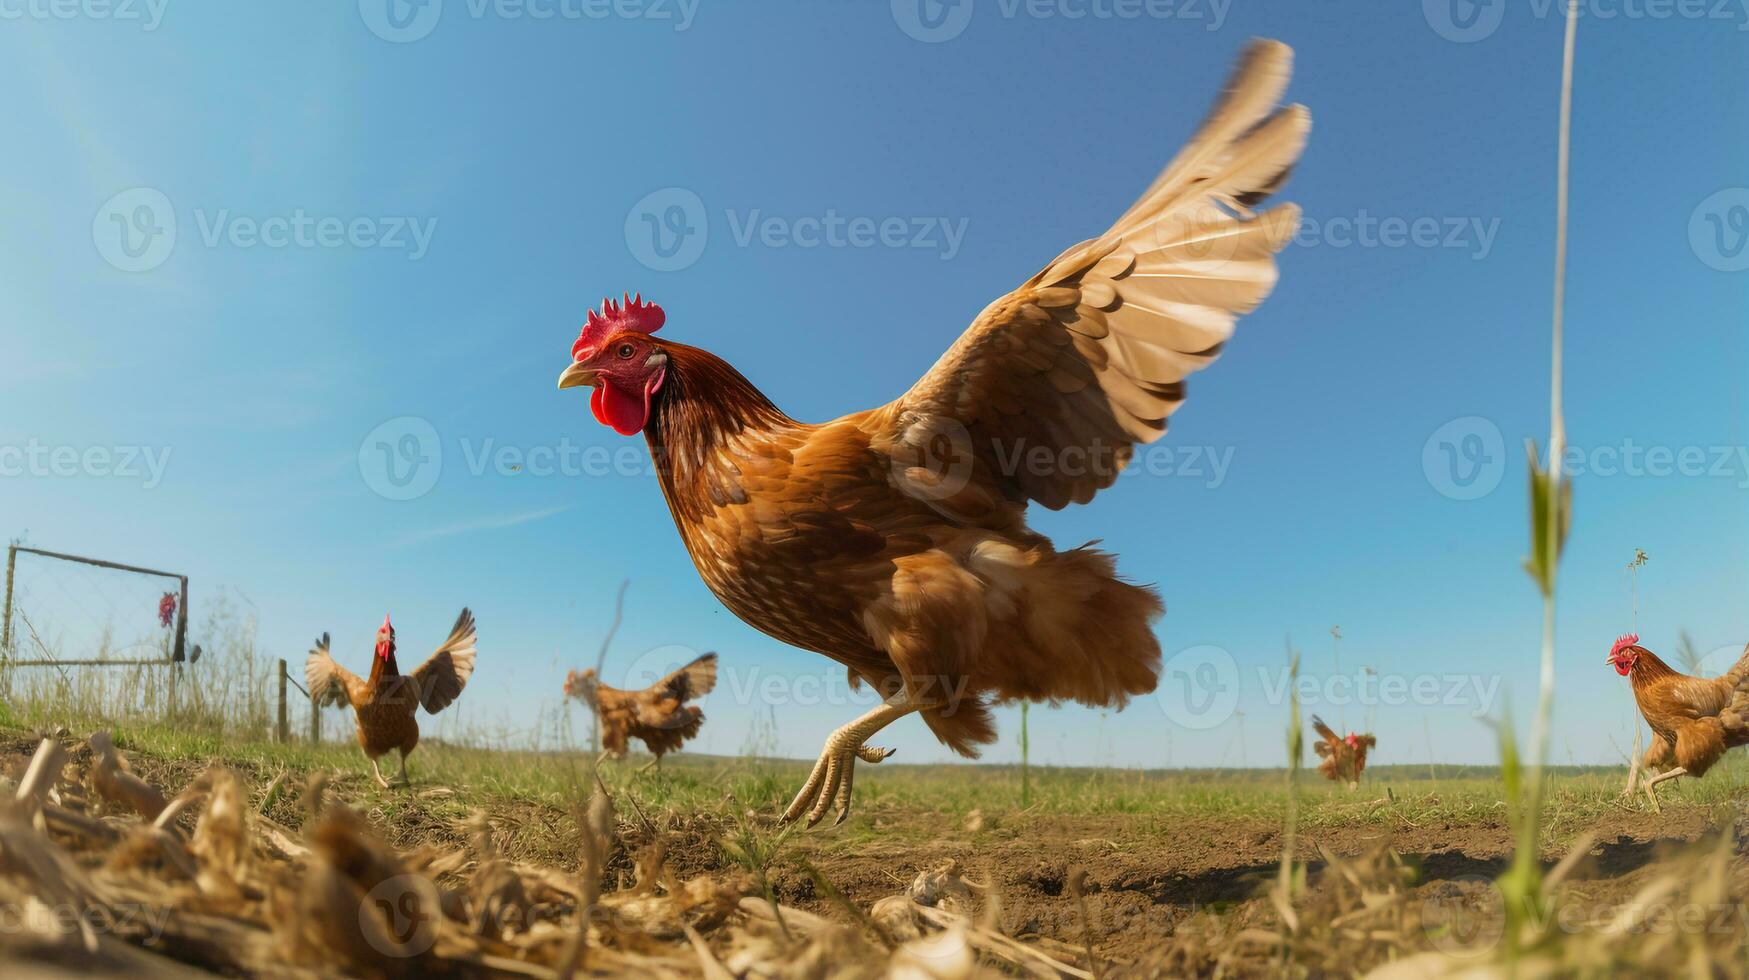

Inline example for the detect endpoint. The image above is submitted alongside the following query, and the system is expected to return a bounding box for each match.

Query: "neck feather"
[369,647,399,680]
[1629,647,1678,684]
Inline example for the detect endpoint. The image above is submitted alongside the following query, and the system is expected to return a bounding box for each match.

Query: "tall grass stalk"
[1502,0,1580,962]
[1019,700,1031,808]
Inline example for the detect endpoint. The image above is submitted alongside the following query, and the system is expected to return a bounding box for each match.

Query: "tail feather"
[1721,640,1749,690]
[921,696,998,759]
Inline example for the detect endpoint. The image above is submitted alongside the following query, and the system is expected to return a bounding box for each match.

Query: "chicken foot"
[782,691,932,827]
[1641,766,1687,812]
[369,757,392,789]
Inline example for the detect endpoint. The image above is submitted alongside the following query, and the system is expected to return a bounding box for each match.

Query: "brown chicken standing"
[1608,632,1749,808]
[306,610,478,787]
[1311,716,1374,790]
[563,652,717,766]
[558,41,1308,824]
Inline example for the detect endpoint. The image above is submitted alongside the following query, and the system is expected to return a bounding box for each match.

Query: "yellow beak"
[557,361,598,390]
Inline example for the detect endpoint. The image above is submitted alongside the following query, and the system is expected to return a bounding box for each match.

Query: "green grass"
[12,707,1739,847]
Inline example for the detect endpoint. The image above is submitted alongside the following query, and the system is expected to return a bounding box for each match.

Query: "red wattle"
[597,380,650,436]
[590,386,609,426]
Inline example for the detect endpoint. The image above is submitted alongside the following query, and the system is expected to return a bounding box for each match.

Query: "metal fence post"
[277,659,289,743]
[310,693,321,744]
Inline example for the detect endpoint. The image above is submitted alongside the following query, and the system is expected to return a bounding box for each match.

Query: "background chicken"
[1311,716,1375,790]
[1608,632,1749,808]
[306,610,477,787]
[564,653,717,766]
[557,41,1307,825]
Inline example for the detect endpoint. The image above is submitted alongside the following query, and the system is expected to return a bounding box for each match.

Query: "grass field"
[2,625,1747,977]
[6,698,1749,976]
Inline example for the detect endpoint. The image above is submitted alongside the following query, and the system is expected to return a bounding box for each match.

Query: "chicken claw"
[780,693,927,827]
[1641,766,1686,813]
[781,738,895,826]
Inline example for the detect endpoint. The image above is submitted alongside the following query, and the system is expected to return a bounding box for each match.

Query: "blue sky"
[1,1,1744,768]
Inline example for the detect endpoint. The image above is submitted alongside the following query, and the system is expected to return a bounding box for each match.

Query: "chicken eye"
[616,343,635,359]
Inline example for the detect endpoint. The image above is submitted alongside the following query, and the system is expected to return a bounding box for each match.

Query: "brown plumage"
[564,652,718,762]
[1608,633,1749,806]
[306,609,477,787]
[1310,716,1375,790]
[558,41,1307,824]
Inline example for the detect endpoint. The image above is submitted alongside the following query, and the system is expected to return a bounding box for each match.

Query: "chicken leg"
[370,757,391,789]
[782,690,932,827]
[395,750,412,788]
[1641,766,1687,812]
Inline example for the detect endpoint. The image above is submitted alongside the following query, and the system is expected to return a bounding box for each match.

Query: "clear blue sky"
[2,2,1744,768]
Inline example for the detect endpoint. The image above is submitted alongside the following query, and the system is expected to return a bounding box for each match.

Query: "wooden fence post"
[277,659,289,743]
[1,544,15,659]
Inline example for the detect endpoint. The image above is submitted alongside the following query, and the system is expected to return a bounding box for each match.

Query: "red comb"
[1610,633,1639,659]
[571,293,665,361]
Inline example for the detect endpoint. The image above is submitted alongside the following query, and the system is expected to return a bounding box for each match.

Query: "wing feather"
[305,633,366,709]
[878,40,1306,511]
[655,652,718,703]
[411,608,477,714]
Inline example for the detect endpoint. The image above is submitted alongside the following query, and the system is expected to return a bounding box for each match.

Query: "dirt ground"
[5,731,1743,975]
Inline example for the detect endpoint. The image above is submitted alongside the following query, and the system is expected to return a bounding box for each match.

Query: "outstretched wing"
[306,633,367,709]
[651,652,718,704]
[875,40,1306,513]
[1311,714,1339,744]
[410,608,477,714]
